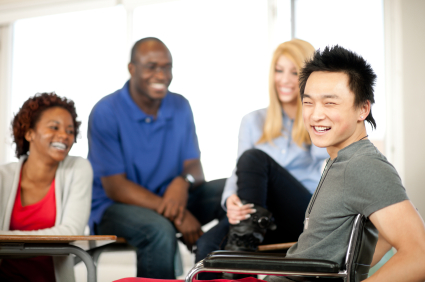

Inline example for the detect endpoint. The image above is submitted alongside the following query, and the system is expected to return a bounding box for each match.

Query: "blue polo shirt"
[87,81,200,231]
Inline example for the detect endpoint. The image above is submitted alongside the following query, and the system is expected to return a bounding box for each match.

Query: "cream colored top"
[0,155,93,282]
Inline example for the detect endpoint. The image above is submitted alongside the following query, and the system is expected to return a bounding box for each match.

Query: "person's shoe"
[225,203,276,252]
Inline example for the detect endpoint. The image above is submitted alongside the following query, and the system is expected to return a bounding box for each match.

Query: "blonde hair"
[257,38,315,147]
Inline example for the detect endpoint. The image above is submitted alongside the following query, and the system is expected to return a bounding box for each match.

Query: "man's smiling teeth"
[314,126,331,132]
[151,83,166,90]
[51,142,67,150]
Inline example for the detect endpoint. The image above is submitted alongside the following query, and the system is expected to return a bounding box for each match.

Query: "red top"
[0,176,57,282]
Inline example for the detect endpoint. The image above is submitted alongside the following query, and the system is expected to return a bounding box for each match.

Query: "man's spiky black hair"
[299,45,377,129]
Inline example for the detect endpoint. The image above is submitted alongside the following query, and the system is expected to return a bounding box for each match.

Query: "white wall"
[0,24,13,163]
[1,0,425,215]
[385,0,425,217]
[0,0,117,24]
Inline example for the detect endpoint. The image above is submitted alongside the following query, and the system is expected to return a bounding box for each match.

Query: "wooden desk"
[0,235,116,282]
[258,242,296,252]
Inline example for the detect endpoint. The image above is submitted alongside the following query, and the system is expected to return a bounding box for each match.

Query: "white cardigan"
[0,155,93,282]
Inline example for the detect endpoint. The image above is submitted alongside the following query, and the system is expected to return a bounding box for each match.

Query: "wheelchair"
[186,214,377,282]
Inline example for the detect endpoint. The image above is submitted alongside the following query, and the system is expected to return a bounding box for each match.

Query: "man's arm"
[366,200,425,281]
[181,158,204,188]
[101,174,162,210]
[100,165,203,250]
[89,102,161,208]
[158,159,204,224]
[159,158,205,249]
[370,233,392,267]
[101,159,203,221]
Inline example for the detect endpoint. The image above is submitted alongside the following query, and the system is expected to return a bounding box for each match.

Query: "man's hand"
[175,210,203,250]
[156,176,189,225]
[226,194,256,224]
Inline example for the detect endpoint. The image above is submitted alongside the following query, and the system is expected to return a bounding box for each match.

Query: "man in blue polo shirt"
[87,37,225,278]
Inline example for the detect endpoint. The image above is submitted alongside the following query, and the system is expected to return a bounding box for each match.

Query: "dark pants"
[95,179,226,279]
[196,149,313,265]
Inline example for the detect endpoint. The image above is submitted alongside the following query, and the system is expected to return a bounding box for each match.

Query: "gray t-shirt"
[286,140,409,266]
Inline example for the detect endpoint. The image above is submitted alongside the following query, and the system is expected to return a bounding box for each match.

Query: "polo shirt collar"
[336,139,372,161]
[121,80,174,121]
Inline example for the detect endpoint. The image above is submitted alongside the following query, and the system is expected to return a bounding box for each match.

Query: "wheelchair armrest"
[203,251,340,273]
[207,250,289,258]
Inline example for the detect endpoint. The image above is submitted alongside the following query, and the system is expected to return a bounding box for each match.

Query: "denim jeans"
[196,149,313,276]
[95,179,226,279]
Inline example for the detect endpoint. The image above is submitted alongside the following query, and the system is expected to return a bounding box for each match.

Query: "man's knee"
[124,219,177,258]
[136,217,177,250]
[151,219,176,242]
[99,204,177,250]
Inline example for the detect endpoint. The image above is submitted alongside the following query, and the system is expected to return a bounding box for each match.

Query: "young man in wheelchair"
[116,47,425,282]
[265,45,425,282]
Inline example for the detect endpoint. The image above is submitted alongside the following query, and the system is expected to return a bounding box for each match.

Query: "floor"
[74,240,195,282]
[74,220,217,282]
[74,217,393,282]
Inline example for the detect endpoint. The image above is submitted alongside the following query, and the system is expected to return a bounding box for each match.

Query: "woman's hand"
[226,194,256,224]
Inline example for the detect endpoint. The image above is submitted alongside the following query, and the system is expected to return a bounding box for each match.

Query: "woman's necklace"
[358,135,368,141]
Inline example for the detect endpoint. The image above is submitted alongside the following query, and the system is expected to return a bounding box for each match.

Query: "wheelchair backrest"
[344,214,379,282]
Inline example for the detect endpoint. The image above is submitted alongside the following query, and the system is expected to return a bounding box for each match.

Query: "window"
[8,0,385,177]
[10,6,128,161]
[294,0,385,140]
[133,0,271,180]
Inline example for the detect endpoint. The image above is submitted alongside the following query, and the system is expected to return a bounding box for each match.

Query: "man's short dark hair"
[299,45,377,129]
[130,37,165,63]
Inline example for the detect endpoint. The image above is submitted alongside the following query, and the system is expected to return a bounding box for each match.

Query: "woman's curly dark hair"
[11,92,81,158]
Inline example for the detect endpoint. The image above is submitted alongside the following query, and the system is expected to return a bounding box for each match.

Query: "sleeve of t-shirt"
[343,155,409,218]
[88,101,126,177]
[181,100,200,161]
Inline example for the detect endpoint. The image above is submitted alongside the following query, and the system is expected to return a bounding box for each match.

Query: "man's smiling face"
[302,71,367,158]
[129,41,173,101]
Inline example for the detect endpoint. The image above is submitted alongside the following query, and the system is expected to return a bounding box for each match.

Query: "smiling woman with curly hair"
[0,93,92,282]
[12,92,81,158]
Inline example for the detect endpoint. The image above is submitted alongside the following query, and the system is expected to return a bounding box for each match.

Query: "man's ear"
[25,129,34,143]
[359,100,371,121]
[128,62,135,76]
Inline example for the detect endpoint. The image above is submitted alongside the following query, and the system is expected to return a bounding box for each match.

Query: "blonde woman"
[195,39,328,266]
